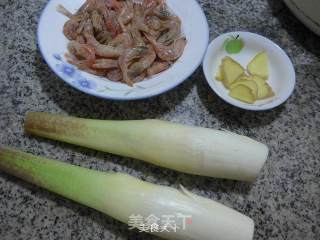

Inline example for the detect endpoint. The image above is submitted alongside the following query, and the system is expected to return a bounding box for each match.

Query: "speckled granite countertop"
[0,0,319,239]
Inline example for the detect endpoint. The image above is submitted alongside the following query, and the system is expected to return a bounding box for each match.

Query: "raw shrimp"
[146,16,162,30]
[91,10,105,33]
[143,0,159,9]
[118,0,134,31]
[106,0,123,11]
[147,61,170,76]
[107,69,123,82]
[129,24,146,46]
[153,0,171,19]
[63,19,81,40]
[119,46,149,85]
[76,35,86,44]
[92,59,118,69]
[132,3,149,33]
[104,10,122,37]
[132,1,157,33]
[67,41,96,61]
[145,34,186,61]
[87,0,108,11]
[76,62,107,76]
[96,30,113,44]
[157,16,181,45]
[76,2,89,15]
[132,71,147,83]
[59,0,186,86]
[66,53,105,76]
[83,18,94,36]
[86,33,123,58]
[76,17,88,35]
[109,32,133,48]
[128,45,156,78]
[143,0,158,15]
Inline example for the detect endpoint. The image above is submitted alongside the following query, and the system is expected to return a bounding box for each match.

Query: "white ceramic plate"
[203,32,296,111]
[38,0,209,100]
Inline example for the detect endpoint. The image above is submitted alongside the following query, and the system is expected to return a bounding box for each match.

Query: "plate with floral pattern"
[37,0,209,100]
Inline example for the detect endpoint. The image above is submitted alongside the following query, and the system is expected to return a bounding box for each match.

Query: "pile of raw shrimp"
[58,0,186,86]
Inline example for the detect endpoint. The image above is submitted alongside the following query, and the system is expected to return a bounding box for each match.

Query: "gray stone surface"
[0,0,319,239]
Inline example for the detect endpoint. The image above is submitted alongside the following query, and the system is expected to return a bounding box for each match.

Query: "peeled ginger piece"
[229,79,258,99]
[221,57,245,88]
[251,75,275,99]
[247,51,269,79]
[229,84,255,103]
